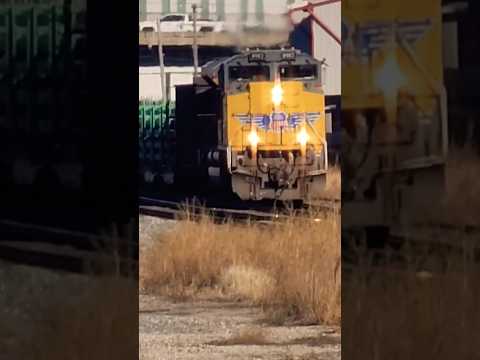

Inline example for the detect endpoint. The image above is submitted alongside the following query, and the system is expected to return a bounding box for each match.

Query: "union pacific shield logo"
[235,112,321,132]
[342,19,433,58]
[271,112,288,131]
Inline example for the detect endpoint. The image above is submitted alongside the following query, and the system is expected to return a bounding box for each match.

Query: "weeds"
[321,165,341,201]
[443,148,480,226]
[141,208,340,325]
[27,277,138,360]
[343,149,480,360]
[0,222,138,360]
[343,256,480,360]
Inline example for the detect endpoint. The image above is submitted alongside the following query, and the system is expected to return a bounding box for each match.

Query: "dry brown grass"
[343,253,480,360]
[0,224,138,360]
[0,267,138,360]
[343,149,480,360]
[221,265,276,303]
[28,278,138,360]
[311,165,341,202]
[443,148,480,226]
[141,209,341,325]
[325,165,341,200]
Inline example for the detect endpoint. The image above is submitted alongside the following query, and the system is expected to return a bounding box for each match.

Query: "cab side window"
[279,65,318,80]
[228,65,270,82]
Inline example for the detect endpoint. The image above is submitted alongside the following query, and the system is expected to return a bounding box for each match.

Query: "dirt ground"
[139,216,341,360]
[140,294,340,360]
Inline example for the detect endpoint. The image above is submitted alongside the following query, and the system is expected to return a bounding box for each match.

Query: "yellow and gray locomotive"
[175,48,328,202]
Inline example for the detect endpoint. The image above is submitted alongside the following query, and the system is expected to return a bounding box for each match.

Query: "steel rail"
[139,196,339,223]
[0,220,137,275]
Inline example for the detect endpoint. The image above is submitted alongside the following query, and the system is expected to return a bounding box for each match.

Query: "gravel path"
[140,294,340,360]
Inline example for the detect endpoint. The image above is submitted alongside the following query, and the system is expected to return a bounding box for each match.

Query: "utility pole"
[192,4,199,77]
[157,17,166,101]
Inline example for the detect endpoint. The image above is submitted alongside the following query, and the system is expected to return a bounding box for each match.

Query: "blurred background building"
[138,0,341,101]
[139,0,296,29]
[138,0,342,169]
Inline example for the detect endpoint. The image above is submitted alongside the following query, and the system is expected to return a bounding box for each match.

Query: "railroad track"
[1,195,339,272]
[139,196,340,223]
[0,219,137,275]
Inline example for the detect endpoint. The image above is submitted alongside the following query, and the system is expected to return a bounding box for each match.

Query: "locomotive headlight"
[297,128,309,146]
[248,129,260,148]
[272,83,283,107]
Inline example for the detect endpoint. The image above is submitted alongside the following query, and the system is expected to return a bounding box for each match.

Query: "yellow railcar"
[342,0,448,227]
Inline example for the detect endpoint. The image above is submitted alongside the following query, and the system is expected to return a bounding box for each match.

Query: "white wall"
[312,1,341,96]
[287,1,341,96]
[139,66,196,100]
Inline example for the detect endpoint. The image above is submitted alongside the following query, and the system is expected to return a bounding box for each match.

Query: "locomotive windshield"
[228,65,270,82]
[279,64,317,80]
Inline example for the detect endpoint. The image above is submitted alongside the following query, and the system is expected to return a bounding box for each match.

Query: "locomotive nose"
[272,82,283,107]
[247,81,304,113]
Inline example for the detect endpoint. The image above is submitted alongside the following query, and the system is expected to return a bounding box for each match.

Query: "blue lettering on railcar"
[235,112,321,132]
[342,18,432,59]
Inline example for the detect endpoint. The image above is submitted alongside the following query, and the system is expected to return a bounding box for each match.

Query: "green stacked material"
[138,100,175,163]
[143,103,153,137]
[152,102,162,161]
[34,6,53,62]
[153,104,162,138]
[13,7,29,64]
[139,106,144,137]
[1,4,83,73]
[138,105,145,160]
[0,9,8,70]
[138,100,174,134]
[168,103,175,120]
